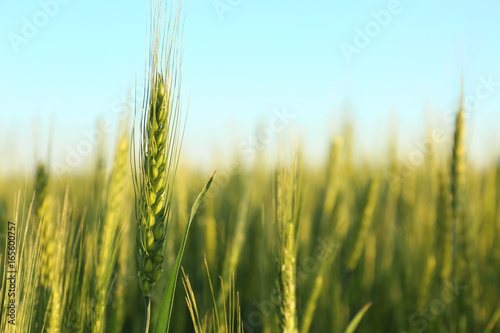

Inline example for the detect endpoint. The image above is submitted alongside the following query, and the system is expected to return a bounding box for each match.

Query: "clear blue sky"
[1,0,499,173]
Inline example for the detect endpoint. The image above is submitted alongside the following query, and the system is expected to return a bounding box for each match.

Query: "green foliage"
[154,173,216,333]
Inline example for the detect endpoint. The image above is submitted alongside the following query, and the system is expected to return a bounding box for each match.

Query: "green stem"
[144,296,151,333]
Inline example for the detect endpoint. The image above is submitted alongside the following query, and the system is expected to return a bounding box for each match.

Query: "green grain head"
[34,161,49,221]
[274,145,303,333]
[133,62,183,298]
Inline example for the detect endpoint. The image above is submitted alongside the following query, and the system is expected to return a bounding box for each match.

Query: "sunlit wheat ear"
[451,106,466,222]
[447,82,468,331]
[347,175,379,271]
[319,137,343,230]
[47,200,65,333]
[418,254,436,309]
[108,128,134,333]
[220,190,251,304]
[450,86,466,281]
[436,170,452,282]
[35,162,55,294]
[34,161,49,221]
[380,138,399,272]
[40,197,54,289]
[131,0,185,300]
[94,124,130,333]
[450,90,482,320]
[274,144,303,333]
[134,72,182,297]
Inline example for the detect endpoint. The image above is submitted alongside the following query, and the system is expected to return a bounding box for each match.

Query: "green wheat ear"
[35,161,55,292]
[347,175,379,271]
[135,73,181,297]
[274,144,303,333]
[34,161,49,221]
[450,87,466,283]
[436,170,452,282]
[451,107,466,222]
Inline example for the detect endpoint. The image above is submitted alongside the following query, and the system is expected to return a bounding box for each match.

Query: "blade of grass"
[483,305,500,333]
[153,171,216,333]
[343,302,373,333]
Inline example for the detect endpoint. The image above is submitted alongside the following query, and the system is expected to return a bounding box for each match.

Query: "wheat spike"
[274,144,303,333]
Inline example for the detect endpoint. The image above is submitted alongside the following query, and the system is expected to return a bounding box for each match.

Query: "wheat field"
[1,99,499,332]
[1,1,500,333]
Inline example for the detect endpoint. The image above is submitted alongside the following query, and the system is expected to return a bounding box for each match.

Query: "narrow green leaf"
[343,302,373,333]
[484,306,500,333]
[153,171,216,333]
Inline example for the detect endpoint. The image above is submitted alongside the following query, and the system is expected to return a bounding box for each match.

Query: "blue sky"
[1,0,500,173]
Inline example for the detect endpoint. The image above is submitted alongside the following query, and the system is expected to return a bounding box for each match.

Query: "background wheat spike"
[347,175,379,271]
[449,81,467,331]
[436,170,452,282]
[93,122,131,333]
[274,143,303,333]
[34,161,49,223]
